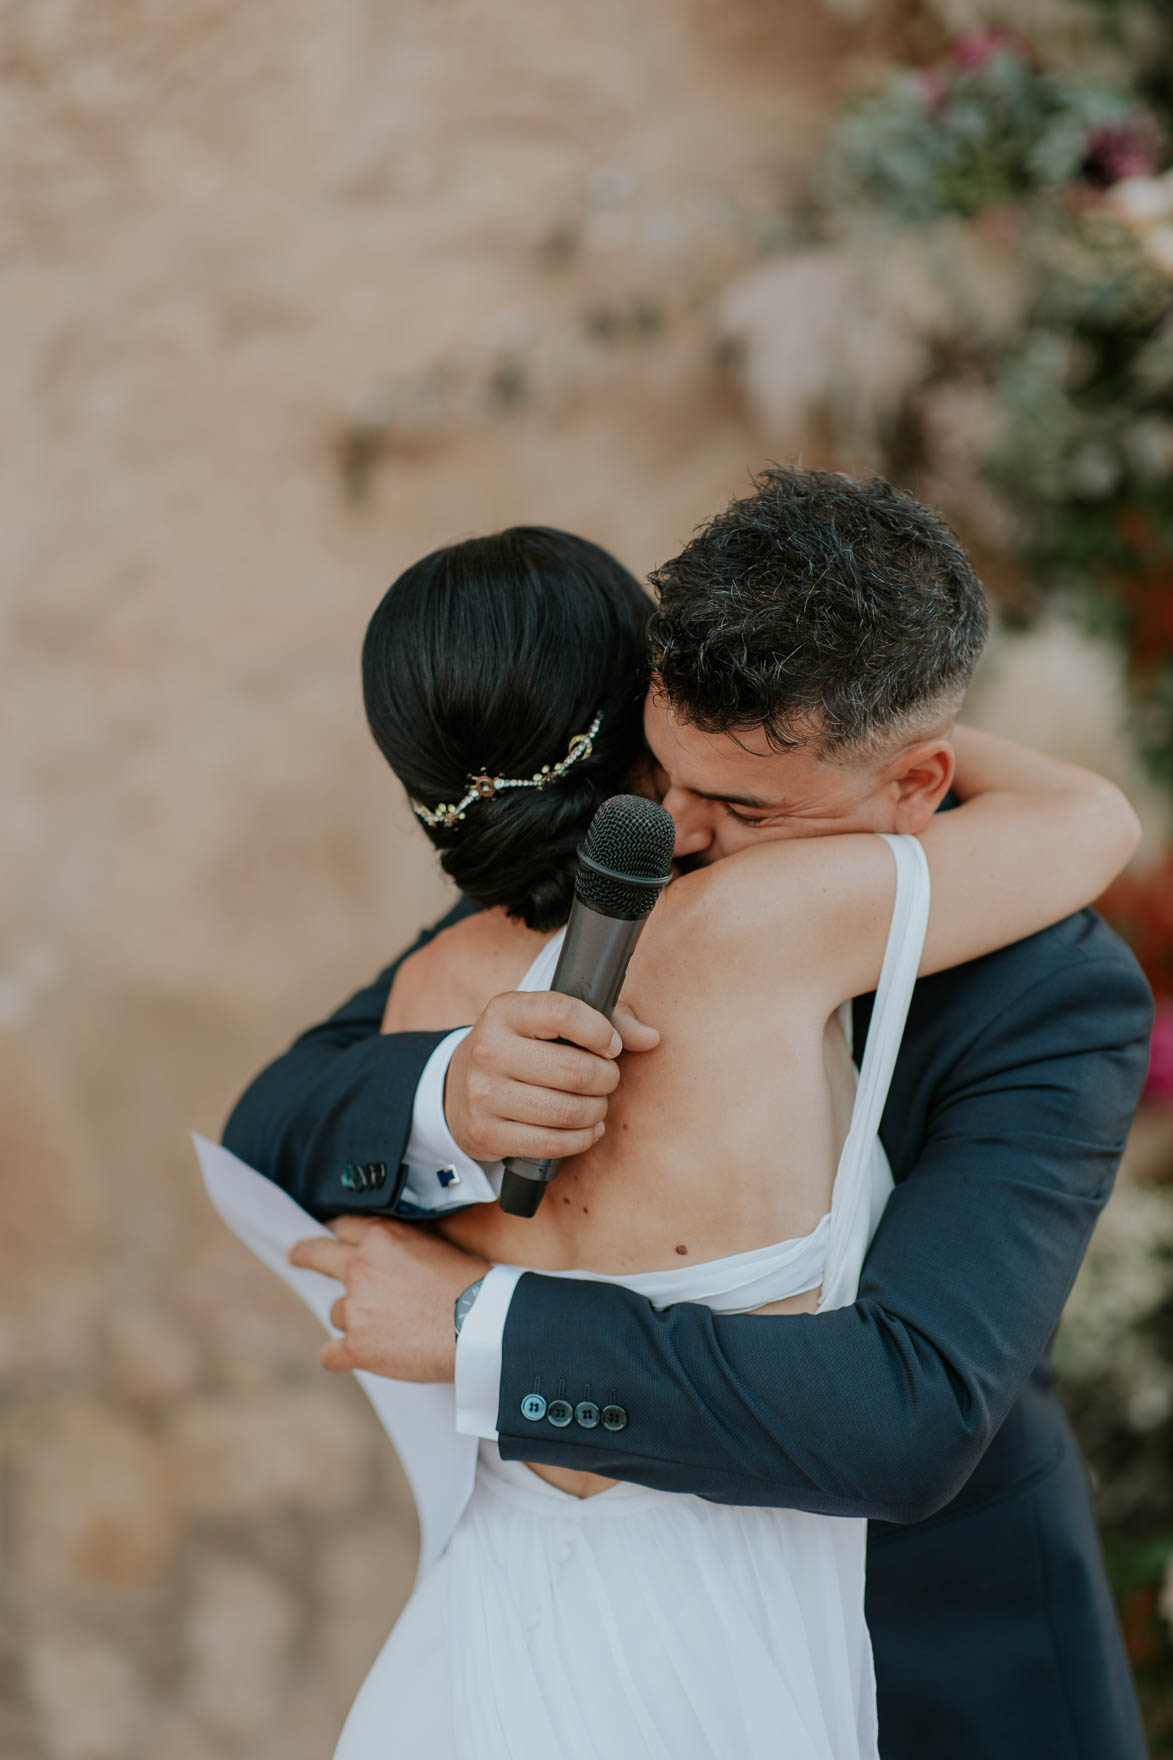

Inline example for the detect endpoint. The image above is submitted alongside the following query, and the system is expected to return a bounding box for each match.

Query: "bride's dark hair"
[362,526,651,930]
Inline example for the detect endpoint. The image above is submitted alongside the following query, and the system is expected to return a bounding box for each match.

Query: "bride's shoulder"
[649,833,895,980]
[382,909,554,1033]
[659,835,855,923]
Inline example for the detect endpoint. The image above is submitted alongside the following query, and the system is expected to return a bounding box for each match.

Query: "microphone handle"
[499,897,651,1217]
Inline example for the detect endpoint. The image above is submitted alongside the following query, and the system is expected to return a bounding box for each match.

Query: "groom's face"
[643,691,909,867]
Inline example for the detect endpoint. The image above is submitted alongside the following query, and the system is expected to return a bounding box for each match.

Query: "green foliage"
[822,51,1137,223]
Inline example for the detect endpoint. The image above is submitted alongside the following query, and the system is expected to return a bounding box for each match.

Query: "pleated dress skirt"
[335,1442,879,1760]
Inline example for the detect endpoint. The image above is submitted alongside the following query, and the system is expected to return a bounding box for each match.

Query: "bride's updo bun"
[362,527,651,931]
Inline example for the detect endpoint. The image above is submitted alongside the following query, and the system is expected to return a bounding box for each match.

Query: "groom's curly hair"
[647,466,989,759]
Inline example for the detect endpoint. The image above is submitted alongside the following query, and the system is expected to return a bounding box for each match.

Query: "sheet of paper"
[191,1134,477,1585]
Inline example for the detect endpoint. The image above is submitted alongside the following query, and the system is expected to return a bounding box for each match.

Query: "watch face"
[454,1276,485,1337]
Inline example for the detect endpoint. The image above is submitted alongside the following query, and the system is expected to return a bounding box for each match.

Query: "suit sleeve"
[494,944,1153,1523]
[220,901,470,1218]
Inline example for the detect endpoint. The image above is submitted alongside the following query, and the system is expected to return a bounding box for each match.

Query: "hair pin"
[410,711,603,831]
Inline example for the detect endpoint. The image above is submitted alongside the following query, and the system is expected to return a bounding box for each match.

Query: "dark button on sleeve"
[546,1399,574,1427]
[601,1404,627,1432]
[574,1401,600,1430]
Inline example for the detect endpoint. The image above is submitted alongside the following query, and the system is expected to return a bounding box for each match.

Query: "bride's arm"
[915,726,1140,974]
[674,727,1141,1009]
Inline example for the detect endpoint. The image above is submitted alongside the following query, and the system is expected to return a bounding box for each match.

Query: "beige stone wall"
[0,4,893,1753]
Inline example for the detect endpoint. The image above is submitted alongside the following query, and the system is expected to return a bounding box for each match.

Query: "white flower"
[1105,171,1173,228]
[1139,224,1173,280]
[716,225,1023,462]
[1103,173,1173,280]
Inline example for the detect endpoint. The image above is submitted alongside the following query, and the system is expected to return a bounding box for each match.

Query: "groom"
[224,468,1152,1758]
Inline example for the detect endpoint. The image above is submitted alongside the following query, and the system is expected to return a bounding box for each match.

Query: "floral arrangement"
[806,20,1173,791]
[788,13,1173,1737]
[821,28,1160,222]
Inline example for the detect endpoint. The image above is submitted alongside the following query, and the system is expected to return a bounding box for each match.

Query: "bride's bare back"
[389,868,851,1503]
[385,871,857,1292]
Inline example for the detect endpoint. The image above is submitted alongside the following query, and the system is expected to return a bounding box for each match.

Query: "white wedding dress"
[334,832,930,1760]
[194,832,929,1760]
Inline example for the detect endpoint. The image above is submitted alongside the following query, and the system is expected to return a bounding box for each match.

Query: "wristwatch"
[454,1275,486,1341]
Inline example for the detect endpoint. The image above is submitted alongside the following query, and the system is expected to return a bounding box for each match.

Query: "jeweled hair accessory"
[410,711,603,831]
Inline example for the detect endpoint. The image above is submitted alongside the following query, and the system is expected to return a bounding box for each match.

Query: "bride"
[307,523,1141,1760]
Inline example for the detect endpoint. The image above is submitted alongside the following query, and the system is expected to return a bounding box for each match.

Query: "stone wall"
[0,3,896,1753]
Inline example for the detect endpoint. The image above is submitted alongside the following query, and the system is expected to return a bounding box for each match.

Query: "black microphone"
[498,793,675,1218]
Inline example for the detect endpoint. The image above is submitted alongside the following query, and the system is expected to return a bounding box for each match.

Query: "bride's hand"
[287,1219,489,1383]
[445,991,660,1165]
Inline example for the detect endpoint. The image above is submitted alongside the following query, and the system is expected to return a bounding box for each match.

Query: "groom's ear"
[884,738,955,835]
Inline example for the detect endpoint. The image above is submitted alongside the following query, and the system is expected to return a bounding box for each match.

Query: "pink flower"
[1145,1002,1173,1104]
[951,28,1035,74]
[1084,122,1160,189]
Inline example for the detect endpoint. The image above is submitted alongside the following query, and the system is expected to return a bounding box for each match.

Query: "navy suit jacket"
[223,902,1153,1758]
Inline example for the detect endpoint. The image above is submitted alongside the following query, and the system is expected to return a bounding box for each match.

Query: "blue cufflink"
[436,1166,461,1189]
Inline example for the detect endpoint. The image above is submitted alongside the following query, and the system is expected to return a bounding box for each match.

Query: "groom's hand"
[445,992,659,1164]
[287,1218,489,1382]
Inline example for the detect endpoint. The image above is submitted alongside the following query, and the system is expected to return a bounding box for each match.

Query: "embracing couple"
[218,467,1152,1758]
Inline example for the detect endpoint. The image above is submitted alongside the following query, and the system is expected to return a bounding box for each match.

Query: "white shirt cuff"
[399,1027,503,1213]
[455,1264,524,1440]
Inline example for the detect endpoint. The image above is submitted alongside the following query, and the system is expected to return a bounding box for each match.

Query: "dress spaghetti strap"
[820,833,931,1311]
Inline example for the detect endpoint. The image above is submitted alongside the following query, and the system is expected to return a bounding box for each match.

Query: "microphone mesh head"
[575,794,675,917]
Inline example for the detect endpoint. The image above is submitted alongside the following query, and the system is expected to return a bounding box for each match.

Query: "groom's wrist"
[401,1028,502,1212]
[455,1265,524,1440]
